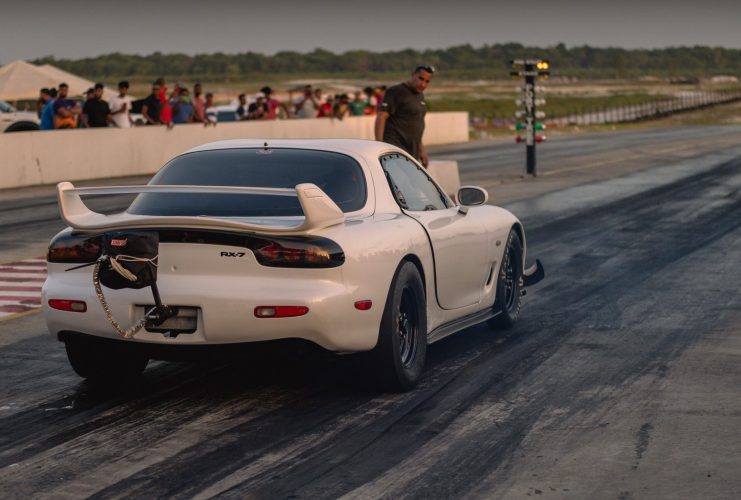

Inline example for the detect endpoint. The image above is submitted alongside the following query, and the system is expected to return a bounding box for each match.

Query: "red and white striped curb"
[0,258,46,317]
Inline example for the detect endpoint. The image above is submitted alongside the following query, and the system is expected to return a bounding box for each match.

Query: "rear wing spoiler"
[56,181,345,234]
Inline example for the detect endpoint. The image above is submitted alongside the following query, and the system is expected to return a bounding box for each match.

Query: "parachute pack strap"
[93,258,153,339]
[111,254,159,282]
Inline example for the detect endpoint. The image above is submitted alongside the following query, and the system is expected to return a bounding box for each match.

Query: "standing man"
[171,87,194,124]
[36,88,49,119]
[294,85,319,118]
[247,93,267,120]
[317,94,335,118]
[109,81,132,128]
[375,65,434,167]
[235,94,248,121]
[38,89,55,131]
[349,91,368,116]
[260,86,290,119]
[204,92,218,125]
[82,83,111,128]
[192,83,206,123]
[141,81,162,125]
[53,83,81,129]
[154,78,172,125]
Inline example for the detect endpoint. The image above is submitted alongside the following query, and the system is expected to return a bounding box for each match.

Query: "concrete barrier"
[427,161,461,200]
[0,112,468,190]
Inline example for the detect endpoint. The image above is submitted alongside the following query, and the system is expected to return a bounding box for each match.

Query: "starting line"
[0,258,45,318]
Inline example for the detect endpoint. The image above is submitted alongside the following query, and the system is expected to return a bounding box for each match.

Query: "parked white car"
[0,100,39,132]
[43,139,543,390]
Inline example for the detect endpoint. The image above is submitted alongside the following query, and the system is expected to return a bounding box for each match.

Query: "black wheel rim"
[397,287,418,368]
[502,245,517,311]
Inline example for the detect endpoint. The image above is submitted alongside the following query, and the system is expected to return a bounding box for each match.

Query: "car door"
[381,153,490,310]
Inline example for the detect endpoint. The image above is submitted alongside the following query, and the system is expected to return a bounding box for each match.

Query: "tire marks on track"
[224,157,741,498]
[0,158,741,497]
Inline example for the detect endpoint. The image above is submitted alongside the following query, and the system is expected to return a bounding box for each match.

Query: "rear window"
[128,148,366,217]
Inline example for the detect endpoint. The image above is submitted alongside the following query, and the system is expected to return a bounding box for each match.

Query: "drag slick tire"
[488,229,523,330]
[65,335,149,384]
[368,261,427,392]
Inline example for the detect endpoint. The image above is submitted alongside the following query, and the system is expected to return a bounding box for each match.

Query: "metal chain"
[93,258,152,339]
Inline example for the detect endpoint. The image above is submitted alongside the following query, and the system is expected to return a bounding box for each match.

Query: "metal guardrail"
[550,89,741,127]
[470,89,741,132]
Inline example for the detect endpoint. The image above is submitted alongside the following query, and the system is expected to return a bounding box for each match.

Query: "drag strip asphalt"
[0,126,740,498]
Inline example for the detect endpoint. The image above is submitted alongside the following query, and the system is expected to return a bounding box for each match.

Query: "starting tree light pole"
[511,59,550,176]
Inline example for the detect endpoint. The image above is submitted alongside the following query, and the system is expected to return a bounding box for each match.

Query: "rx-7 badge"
[220,252,246,257]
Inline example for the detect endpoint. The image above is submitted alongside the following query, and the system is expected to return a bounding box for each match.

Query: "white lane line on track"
[0,280,45,287]
[0,280,44,286]
[0,272,48,279]
[0,257,46,318]
[0,289,42,296]
[0,267,46,273]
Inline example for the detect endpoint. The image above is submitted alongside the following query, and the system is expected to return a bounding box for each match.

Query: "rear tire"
[65,336,148,384]
[368,261,427,392]
[488,229,523,330]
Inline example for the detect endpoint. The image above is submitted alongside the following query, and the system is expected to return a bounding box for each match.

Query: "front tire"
[368,261,427,391]
[488,229,523,329]
[65,336,148,384]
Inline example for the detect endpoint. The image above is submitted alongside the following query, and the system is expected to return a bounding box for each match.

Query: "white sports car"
[43,139,543,390]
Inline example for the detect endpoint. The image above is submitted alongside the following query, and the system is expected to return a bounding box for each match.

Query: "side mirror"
[457,186,488,214]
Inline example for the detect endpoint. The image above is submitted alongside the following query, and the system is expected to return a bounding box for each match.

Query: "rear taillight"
[251,236,344,268]
[354,300,373,310]
[48,299,87,312]
[254,306,309,318]
[47,232,101,263]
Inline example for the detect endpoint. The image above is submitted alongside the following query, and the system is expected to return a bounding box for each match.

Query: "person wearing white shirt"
[294,84,320,118]
[109,81,133,128]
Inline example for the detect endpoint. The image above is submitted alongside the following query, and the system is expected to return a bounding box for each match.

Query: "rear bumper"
[58,331,328,361]
[42,271,384,352]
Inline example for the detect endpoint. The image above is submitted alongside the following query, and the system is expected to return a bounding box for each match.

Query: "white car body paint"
[0,100,39,133]
[43,139,528,352]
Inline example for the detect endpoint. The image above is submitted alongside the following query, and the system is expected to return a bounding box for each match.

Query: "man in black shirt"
[82,83,111,128]
[247,94,268,120]
[142,82,162,125]
[375,65,434,166]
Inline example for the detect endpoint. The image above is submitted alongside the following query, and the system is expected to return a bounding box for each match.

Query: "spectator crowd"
[36,79,387,130]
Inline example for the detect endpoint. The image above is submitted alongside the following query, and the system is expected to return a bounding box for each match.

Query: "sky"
[1,0,740,63]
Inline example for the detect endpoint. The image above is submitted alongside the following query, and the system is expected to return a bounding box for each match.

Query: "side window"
[381,154,450,211]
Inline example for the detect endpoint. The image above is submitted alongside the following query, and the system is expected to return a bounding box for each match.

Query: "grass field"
[92,76,741,136]
[119,77,737,108]
[427,93,668,120]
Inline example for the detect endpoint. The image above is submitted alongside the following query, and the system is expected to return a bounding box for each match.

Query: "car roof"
[184,139,406,159]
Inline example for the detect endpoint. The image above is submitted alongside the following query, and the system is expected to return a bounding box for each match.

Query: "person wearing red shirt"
[317,94,335,118]
[260,86,290,119]
[155,78,172,125]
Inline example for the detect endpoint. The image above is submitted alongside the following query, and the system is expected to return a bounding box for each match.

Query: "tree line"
[30,43,741,81]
